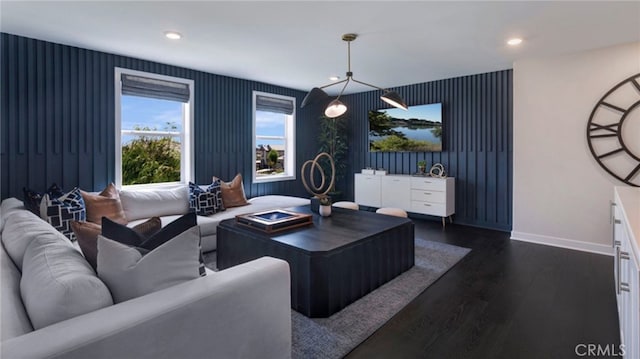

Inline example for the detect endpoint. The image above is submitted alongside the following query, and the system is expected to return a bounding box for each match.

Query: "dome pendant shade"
[380,91,408,110]
[324,99,347,118]
[301,87,329,108]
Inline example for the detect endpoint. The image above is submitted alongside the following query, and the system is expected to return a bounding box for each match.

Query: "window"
[114,68,194,188]
[253,91,296,183]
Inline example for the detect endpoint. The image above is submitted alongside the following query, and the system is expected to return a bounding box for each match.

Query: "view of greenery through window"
[255,110,286,178]
[121,95,183,185]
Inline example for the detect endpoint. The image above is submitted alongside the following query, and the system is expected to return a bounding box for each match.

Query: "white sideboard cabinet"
[354,174,381,207]
[613,187,640,359]
[380,175,411,208]
[354,174,455,225]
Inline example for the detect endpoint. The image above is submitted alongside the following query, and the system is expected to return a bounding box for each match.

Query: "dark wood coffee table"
[217,206,415,317]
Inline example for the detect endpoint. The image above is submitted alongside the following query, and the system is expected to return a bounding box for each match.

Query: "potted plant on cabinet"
[417,160,427,174]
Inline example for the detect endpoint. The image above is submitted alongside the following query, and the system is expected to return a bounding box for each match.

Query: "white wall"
[512,42,640,255]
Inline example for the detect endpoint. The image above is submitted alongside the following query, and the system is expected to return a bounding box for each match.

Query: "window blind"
[121,74,190,103]
[256,95,294,115]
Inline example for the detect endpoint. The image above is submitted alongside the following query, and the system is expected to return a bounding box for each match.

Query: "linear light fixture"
[301,33,408,118]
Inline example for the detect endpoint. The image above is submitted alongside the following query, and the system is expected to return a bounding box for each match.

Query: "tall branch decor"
[318,115,348,194]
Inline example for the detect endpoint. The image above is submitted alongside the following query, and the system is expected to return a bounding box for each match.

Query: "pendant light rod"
[346,34,353,74]
[317,78,348,90]
[350,77,387,92]
[334,78,350,101]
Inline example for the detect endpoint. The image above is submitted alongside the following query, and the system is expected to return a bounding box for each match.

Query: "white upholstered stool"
[332,201,359,210]
[376,207,408,218]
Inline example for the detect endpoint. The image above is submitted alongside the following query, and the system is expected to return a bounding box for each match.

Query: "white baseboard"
[511,231,614,256]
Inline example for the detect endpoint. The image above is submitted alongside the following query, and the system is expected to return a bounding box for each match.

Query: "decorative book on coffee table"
[235,209,312,233]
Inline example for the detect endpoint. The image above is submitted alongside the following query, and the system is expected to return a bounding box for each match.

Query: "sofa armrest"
[1,257,291,359]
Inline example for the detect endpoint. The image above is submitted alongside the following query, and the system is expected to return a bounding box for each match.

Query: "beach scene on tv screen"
[369,103,442,152]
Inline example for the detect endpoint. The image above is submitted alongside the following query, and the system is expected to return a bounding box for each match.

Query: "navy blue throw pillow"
[23,188,43,215]
[22,183,65,215]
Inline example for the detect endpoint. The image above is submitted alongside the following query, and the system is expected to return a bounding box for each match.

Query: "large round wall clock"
[587,73,640,187]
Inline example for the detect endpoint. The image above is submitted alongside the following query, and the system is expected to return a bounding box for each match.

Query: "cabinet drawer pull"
[614,219,622,224]
[423,203,431,207]
[610,201,616,224]
[424,192,432,195]
[393,179,400,182]
[620,251,630,260]
[621,283,630,292]
[617,246,621,295]
[615,240,622,246]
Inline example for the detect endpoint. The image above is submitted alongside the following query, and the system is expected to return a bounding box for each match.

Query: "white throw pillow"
[20,233,113,329]
[119,185,189,221]
[96,226,201,303]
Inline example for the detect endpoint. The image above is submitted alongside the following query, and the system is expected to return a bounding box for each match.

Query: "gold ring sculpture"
[301,152,335,198]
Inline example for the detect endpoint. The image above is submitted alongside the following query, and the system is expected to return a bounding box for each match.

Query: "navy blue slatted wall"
[1,33,512,231]
[1,33,320,200]
[342,70,513,231]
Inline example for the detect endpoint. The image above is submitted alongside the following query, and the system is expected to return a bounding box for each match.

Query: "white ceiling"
[1,1,639,95]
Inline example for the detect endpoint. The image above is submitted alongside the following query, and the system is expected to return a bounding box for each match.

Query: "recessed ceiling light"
[165,31,182,40]
[329,76,340,81]
[507,38,523,46]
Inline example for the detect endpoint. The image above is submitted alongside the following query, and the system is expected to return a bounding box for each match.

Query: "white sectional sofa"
[118,184,310,252]
[0,185,309,358]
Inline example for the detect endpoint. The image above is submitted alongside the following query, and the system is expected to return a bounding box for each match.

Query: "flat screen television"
[368,103,443,152]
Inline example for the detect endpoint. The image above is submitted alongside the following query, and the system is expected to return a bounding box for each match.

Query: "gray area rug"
[204,238,470,359]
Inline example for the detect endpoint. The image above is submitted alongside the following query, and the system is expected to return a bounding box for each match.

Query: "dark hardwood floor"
[345,219,620,359]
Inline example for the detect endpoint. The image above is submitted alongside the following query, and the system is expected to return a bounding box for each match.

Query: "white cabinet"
[381,176,411,208]
[613,187,640,359]
[354,174,381,207]
[409,177,455,218]
[354,174,455,224]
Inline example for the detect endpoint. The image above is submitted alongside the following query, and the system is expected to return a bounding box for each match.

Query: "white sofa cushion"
[120,185,189,221]
[2,210,69,271]
[97,226,202,303]
[20,233,113,329]
[246,194,310,209]
[126,195,310,252]
[1,243,33,340]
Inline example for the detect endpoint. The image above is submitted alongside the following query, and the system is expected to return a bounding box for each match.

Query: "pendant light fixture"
[301,33,408,118]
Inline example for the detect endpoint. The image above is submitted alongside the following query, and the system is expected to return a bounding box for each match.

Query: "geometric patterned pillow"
[46,183,65,199]
[188,181,224,215]
[39,187,86,241]
[22,183,66,216]
[207,178,225,212]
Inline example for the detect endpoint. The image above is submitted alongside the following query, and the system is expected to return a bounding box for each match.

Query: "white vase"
[319,205,332,217]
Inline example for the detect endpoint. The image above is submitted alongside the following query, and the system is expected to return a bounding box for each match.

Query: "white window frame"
[114,67,194,189]
[252,91,296,183]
